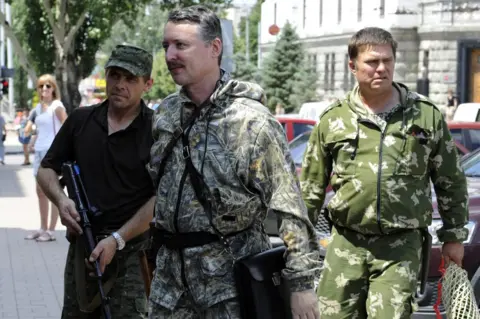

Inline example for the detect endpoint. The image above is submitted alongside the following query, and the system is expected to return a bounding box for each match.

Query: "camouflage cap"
[104,44,153,77]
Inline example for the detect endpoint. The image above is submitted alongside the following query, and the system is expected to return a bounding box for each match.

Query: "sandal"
[24,229,44,240]
[36,230,56,242]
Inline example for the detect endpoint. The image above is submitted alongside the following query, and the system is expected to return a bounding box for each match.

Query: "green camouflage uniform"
[301,82,469,318]
[62,238,149,319]
[146,72,322,317]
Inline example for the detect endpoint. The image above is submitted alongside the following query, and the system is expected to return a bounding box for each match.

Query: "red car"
[447,121,480,152]
[275,115,316,142]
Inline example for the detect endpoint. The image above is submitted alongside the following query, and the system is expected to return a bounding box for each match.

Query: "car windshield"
[289,131,311,166]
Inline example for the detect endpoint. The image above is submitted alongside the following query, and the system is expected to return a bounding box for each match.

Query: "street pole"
[6,2,13,113]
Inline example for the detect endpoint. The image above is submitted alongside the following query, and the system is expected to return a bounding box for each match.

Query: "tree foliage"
[145,50,177,102]
[261,22,318,113]
[235,0,262,65]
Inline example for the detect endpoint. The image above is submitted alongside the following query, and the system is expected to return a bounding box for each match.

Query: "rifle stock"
[62,162,112,319]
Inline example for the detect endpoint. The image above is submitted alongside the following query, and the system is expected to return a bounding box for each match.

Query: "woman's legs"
[36,182,49,231]
[48,203,59,232]
[22,144,30,164]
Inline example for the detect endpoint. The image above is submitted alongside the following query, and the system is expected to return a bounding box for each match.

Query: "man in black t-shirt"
[37,44,156,318]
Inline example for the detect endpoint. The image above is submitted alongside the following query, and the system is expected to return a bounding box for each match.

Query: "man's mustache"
[167,63,184,70]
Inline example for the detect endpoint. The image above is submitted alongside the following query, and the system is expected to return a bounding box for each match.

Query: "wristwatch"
[111,232,125,251]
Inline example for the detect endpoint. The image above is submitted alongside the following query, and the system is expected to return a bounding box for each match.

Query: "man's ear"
[349,60,356,73]
[144,78,154,92]
[211,38,222,60]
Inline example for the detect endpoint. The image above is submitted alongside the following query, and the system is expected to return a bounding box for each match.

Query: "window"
[274,3,277,24]
[303,0,307,28]
[468,129,480,150]
[324,54,330,90]
[343,54,349,90]
[330,53,336,91]
[350,70,356,90]
[312,54,317,72]
[357,0,362,22]
[450,128,464,146]
[379,0,385,18]
[293,124,315,139]
[338,0,342,24]
[319,0,323,26]
[289,131,312,166]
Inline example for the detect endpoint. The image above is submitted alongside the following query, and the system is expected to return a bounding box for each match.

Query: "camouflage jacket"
[146,72,321,310]
[301,82,469,243]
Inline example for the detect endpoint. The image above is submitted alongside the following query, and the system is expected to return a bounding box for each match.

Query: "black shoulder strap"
[154,106,202,188]
[181,125,236,248]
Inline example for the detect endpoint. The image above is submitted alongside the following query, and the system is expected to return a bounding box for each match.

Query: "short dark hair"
[167,5,223,66]
[348,27,398,60]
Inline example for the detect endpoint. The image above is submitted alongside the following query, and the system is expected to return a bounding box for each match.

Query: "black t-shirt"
[41,100,155,233]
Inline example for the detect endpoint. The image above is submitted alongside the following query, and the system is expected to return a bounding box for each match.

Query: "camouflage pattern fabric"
[301,82,469,242]
[61,239,148,319]
[148,296,240,319]
[104,44,153,77]
[317,226,421,319]
[146,71,322,312]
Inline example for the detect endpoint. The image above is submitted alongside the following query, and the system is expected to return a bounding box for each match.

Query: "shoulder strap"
[154,106,202,188]
[181,124,230,246]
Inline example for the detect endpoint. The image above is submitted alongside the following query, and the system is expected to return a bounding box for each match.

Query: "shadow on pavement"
[0,164,29,198]
[0,227,68,318]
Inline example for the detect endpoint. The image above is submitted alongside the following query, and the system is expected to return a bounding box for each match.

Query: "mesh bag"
[434,257,480,319]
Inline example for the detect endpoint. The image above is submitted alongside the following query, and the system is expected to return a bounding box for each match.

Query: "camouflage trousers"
[317,226,422,319]
[61,238,148,319]
[148,295,241,319]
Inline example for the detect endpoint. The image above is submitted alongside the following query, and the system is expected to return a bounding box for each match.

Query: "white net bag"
[434,258,480,319]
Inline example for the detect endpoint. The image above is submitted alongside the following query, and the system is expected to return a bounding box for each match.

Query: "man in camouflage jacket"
[145,5,322,318]
[301,27,469,318]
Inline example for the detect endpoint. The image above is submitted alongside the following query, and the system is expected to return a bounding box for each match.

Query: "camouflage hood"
[210,72,267,109]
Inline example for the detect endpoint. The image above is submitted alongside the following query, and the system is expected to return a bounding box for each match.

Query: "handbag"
[233,246,293,319]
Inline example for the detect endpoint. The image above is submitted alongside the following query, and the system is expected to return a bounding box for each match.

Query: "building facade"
[259,0,480,106]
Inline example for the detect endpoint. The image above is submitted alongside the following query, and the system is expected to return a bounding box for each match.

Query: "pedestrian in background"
[23,74,67,242]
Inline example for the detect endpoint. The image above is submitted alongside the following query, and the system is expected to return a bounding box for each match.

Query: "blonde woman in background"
[23,74,67,242]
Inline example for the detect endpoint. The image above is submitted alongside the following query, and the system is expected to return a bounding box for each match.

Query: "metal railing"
[420,0,480,25]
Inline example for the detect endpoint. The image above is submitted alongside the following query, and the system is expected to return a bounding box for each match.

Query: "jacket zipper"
[376,131,385,234]
[173,167,193,299]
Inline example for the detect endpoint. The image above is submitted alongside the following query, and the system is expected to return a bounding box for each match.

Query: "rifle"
[61,162,112,319]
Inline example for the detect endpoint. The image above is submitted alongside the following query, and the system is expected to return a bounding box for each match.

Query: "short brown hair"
[348,27,398,61]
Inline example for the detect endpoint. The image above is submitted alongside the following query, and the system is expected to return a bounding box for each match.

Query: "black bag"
[234,246,293,319]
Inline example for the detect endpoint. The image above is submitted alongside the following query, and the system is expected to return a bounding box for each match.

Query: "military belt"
[152,227,241,250]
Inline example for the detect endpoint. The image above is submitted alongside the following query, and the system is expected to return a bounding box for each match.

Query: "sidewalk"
[0,154,67,319]
[3,131,24,155]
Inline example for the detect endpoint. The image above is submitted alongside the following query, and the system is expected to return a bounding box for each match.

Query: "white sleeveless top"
[29,100,65,152]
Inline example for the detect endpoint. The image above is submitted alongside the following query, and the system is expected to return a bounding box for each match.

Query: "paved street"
[0,134,67,319]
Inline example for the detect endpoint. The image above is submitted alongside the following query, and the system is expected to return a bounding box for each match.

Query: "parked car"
[275,114,316,142]
[453,102,480,122]
[448,121,480,152]
[267,138,480,318]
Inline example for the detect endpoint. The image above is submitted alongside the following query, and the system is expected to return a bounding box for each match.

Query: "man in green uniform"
[301,27,469,318]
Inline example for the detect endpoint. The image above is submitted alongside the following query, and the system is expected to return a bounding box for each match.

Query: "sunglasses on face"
[38,83,52,89]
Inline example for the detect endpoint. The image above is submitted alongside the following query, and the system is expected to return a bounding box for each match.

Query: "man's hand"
[291,289,320,319]
[57,197,82,235]
[89,236,117,274]
[442,241,464,267]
